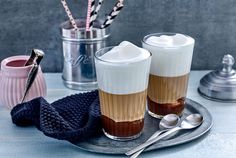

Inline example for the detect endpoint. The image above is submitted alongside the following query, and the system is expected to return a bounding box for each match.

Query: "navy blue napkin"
[10,90,101,142]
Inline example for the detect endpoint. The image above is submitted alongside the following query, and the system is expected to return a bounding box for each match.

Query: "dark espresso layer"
[147,96,185,116]
[102,115,144,137]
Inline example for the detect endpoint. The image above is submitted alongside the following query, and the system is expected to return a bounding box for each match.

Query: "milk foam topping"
[145,34,194,47]
[96,41,151,94]
[101,41,150,63]
[143,33,195,77]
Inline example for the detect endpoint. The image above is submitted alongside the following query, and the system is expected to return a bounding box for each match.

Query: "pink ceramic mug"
[0,55,47,109]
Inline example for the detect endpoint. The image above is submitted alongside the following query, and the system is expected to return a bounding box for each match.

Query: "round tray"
[72,98,213,154]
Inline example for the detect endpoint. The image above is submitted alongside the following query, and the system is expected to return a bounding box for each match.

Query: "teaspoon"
[130,114,180,158]
[126,113,203,156]
[21,49,44,103]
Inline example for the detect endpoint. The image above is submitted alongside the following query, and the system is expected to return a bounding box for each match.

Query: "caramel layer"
[148,73,189,104]
[147,96,185,116]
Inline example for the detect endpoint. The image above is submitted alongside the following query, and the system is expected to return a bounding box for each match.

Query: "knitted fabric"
[11,90,101,142]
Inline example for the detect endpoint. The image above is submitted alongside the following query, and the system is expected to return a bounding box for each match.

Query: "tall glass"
[95,46,151,141]
[142,33,195,118]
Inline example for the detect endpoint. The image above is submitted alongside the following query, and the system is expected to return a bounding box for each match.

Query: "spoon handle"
[130,130,168,158]
[126,127,182,156]
[21,64,39,103]
[24,50,37,66]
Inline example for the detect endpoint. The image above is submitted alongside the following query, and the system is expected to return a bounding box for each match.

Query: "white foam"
[101,41,150,63]
[145,34,193,47]
[143,33,195,77]
[145,35,173,47]
[95,41,151,94]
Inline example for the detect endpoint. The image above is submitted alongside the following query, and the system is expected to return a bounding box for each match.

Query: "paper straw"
[101,0,124,29]
[89,0,96,30]
[61,0,78,30]
[86,0,92,31]
[93,0,104,22]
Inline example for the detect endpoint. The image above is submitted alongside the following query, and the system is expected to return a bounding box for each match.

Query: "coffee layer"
[99,89,147,122]
[102,115,144,137]
[148,73,189,104]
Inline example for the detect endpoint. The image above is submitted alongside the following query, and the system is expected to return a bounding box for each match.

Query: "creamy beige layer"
[148,73,189,104]
[99,89,147,122]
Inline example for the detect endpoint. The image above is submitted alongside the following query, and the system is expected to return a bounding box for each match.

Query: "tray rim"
[71,98,213,155]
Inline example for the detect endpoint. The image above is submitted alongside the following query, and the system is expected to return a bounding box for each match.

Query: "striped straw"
[101,0,124,29]
[93,0,104,22]
[89,0,96,30]
[61,0,78,30]
[86,0,92,31]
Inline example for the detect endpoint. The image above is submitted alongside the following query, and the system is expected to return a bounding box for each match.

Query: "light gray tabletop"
[0,71,235,158]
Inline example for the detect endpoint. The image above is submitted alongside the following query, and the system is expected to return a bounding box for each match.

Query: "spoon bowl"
[159,114,180,130]
[180,114,203,129]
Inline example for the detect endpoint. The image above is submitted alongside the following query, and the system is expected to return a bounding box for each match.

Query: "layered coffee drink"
[95,41,151,140]
[142,33,195,118]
